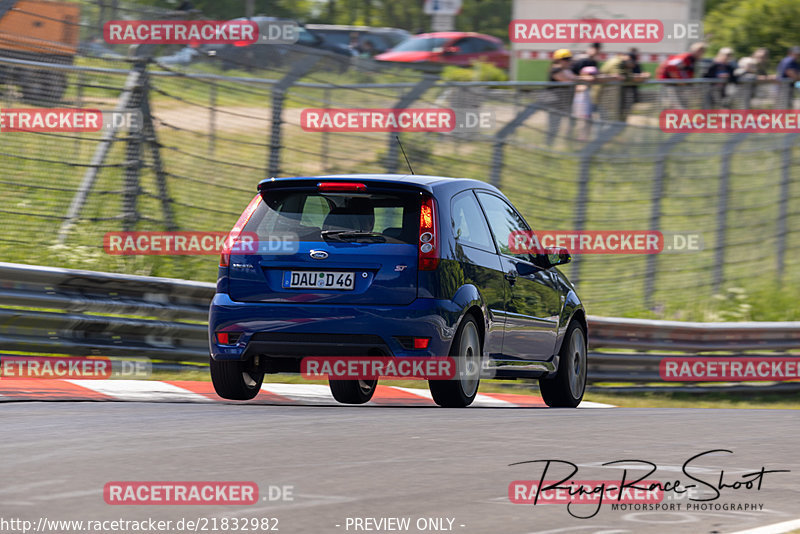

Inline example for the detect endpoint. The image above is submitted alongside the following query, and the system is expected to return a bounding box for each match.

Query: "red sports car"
[374,32,509,69]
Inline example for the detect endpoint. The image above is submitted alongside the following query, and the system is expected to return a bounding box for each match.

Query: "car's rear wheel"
[210,356,264,400]
[329,379,377,404]
[539,320,587,407]
[429,315,481,408]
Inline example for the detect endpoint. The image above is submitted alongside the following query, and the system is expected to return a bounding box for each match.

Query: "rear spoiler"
[257,177,432,195]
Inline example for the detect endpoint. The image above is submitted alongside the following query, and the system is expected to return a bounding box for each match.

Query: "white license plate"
[282,271,355,290]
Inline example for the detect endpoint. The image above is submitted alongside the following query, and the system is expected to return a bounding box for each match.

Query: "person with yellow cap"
[546,49,594,144]
[550,49,575,82]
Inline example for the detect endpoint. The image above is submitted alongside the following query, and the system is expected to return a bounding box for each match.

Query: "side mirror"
[443,46,459,55]
[544,246,571,267]
[515,261,537,276]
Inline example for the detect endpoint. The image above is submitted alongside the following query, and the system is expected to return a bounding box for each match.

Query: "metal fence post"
[383,75,438,172]
[122,63,145,232]
[57,65,145,243]
[570,124,626,286]
[713,132,751,292]
[488,102,541,187]
[644,132,689,308]
[140,71,176,231]
[321,86,330,171]
[268,55,320,178]
[777,132,799,283]
[208,81,217,156]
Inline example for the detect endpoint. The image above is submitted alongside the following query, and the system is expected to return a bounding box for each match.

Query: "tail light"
[394,336,431,350]
[216,332,241,345]
[317,181,367,192]
[418,195,438,271]
[220,194,262,267]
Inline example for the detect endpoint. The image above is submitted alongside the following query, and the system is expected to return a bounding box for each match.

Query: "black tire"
[539,320,587,407]
[429,315,482,407]
[329,379,377,404]
[210,356,264,400]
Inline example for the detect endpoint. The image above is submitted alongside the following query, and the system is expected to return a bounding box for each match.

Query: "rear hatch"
[227,179,425,305]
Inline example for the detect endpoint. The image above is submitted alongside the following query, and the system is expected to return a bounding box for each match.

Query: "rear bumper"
[208,292,462,362]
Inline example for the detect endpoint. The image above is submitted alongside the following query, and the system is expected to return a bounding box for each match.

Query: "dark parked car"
[305,24,410,55]
[209,175,587,408]
[199,17,352,71]
[375,32,509,70]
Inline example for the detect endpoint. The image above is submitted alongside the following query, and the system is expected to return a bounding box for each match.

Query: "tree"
[140,0,513,40]
[705,0,800,63]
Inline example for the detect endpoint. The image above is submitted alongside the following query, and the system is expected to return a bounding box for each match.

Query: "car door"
[449,190,506,359]
[446,37,486,67]
[475,191,562,360]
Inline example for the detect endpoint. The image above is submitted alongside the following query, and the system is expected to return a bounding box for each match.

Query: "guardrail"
[1,262,799,391]
[0,262,212,361]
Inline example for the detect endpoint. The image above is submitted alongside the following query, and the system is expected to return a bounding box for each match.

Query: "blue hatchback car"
[209,174,587,407]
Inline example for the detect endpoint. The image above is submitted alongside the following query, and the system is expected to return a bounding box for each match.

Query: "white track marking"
[2,380,616,407]
[727,518,800,534]
[579,400,616,408]
[391,386,434,400]
[260,383,336,403]
[66,379,212,402]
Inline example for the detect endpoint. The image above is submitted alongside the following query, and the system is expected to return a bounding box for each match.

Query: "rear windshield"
[245,190,420,244]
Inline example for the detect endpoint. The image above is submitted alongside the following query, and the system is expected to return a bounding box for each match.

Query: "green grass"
[2,63,800,320]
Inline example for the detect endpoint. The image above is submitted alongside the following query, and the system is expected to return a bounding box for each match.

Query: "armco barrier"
[1,262,799,390]
[0,262,212,360]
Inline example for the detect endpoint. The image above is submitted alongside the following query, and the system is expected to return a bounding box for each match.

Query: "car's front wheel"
[429,315,481,407]
[329,379,377,404]
[210,357,264,400]
[539,320,587,407]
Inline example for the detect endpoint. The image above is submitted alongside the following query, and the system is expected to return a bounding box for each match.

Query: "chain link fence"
[1,0,799,318]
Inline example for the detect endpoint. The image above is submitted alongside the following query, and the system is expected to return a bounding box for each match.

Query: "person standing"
[571,43,602,74]
[627,47,647,103]
[595,52,650,122]
[776,46,800,107]
[545,49,581,144]
[656,42,707,109]
[704,47,737,107]
[573,65,597,140]
[752,47,770,77]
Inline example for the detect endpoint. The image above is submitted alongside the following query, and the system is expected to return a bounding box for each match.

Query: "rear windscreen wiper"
[321,230,387,243]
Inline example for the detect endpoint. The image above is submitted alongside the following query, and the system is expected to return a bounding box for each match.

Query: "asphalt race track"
[2,393,798,534]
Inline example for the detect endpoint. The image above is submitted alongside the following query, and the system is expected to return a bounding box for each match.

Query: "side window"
[454,37,495,54]
[476,38,499,52]
[450,191,493,251]
[475,192,531,258]
[296,27,319,46]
